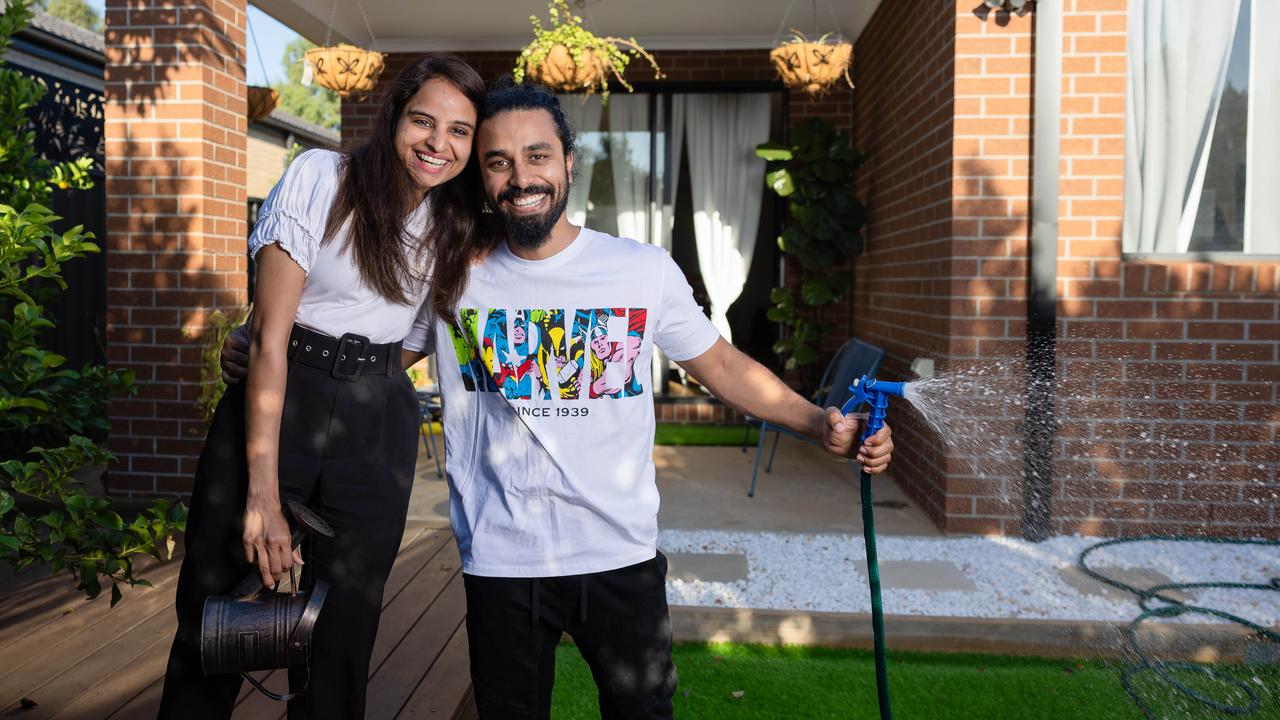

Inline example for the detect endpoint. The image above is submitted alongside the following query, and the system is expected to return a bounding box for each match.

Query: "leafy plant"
[273,37,340,130]
[193,307,250,423]
[1,0,185,606]
[514,0,663,102]
[756,119,866,370]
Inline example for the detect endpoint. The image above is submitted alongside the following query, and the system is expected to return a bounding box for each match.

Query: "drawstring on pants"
[527,575,589,626]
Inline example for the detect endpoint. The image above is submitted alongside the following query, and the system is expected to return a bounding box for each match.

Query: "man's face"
[477,109,574,249]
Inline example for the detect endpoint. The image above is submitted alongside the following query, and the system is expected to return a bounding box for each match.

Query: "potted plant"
[247,85,278,120]
[755,119,865,371]
[770,30,853,96]
[514,0,663,101]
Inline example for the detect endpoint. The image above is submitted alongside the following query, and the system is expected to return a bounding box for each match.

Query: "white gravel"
[658,530,1280,625]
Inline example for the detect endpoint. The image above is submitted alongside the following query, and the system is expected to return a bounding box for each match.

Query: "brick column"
[104,0,248,497]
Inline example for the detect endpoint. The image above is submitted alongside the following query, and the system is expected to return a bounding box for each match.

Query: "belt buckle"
[331,333,371,381]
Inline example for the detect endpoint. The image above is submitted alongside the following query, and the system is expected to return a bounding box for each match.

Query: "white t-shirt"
[405,228,720,577]
[249,149,433,344]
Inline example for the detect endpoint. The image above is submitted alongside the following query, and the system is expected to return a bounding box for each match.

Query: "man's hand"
[823,408,894,474]
[222,323,251,384]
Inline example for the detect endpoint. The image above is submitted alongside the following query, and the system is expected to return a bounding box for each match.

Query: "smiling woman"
[157,54,489,719]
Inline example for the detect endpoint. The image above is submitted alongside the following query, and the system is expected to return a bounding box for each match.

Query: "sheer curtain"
[558,95,603,226]
[1246,0,1280,253]
[607,94,652,243]
[680,94,771,341]
[1124,0,1243,253]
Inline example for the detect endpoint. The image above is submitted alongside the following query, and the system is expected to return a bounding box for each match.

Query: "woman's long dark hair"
[323,54,492,313]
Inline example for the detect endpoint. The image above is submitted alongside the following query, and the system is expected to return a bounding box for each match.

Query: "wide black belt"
[287,325,401,380]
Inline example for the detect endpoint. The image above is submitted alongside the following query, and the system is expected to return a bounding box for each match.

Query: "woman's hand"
[242,496,302,587]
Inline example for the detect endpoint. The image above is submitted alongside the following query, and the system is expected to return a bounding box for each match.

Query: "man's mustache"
[497,184,556,206]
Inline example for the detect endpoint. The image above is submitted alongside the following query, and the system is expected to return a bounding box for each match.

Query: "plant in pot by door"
[514,0,664,102]
[756,119,865,374]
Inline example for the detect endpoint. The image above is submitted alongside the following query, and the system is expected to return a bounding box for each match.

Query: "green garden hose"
[859,468,894,720]
[1077,536,1280,717]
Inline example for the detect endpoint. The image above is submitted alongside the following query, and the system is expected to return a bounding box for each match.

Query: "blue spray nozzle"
[839,376,909,442]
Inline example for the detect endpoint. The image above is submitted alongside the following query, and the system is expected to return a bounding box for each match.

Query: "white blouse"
[249,149,434,345]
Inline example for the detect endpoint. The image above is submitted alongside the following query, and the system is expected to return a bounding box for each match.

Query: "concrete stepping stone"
[1057,565,1193,603]
[851,560,977,592]
[663,552,748,583]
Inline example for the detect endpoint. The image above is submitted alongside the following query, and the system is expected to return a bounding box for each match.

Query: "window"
[559,89,784,396]
[1123,0,1279,255]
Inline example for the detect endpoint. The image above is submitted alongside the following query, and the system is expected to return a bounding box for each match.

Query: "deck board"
[2,522,472,719]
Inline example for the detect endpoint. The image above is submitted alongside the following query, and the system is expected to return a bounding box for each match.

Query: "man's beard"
[495,182,570,249]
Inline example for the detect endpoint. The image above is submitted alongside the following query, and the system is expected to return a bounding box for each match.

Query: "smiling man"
[397,81,894,719]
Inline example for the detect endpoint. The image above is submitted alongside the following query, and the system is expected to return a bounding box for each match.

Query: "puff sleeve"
[248,149,344,274]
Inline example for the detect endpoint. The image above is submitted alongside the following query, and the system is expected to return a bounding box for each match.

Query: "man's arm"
[676,338,892,473]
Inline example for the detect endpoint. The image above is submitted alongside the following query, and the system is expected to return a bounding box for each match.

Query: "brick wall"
[851,0,1279,537]
[1052,0,1279,538]
[104,0,248,497]
[849,1,959,528]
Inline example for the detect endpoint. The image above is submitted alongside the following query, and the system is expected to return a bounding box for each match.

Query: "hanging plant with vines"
[756,119,866,371]
[514,0,663,102]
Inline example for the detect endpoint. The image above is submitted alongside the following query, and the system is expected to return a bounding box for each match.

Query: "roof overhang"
[251,0,883,53]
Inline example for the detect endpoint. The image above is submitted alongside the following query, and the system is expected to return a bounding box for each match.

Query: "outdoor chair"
[416,362,444,479]
[743,338,886,497]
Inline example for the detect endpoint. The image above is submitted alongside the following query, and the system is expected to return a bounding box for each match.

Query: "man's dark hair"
[480,78,577,157]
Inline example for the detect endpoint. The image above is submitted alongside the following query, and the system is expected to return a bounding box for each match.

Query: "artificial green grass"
[550,642,1280,719]
[654,423,756,446]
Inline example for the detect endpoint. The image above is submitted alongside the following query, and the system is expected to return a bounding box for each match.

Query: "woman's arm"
[243,245,306,586]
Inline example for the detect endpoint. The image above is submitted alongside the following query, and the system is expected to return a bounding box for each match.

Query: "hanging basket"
[525,44,608,91]
[304,44,385,97]
[770,35,853,96]
[246,86,278,120]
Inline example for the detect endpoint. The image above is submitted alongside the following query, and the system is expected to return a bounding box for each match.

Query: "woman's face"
[395,77,477,195]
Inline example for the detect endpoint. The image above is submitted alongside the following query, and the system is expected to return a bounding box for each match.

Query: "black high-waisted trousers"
[158,348,419,719]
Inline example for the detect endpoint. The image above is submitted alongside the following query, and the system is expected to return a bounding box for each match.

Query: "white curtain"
[607,94,653,243]
[1246,0,1280,254]
[680,94,771,341]
[1124,0,1243,253]
[558,95,603,226]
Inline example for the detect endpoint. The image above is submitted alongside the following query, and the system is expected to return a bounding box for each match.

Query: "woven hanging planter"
[770,31,853,96]
[304,44,385,98]
[246,86,278,120]
[525,44,608,91]
[515,0,663,102]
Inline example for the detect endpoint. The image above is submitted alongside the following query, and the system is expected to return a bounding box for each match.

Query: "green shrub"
[0,0,185,606]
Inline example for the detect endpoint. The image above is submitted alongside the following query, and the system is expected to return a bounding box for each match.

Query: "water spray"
[841,375,911,720]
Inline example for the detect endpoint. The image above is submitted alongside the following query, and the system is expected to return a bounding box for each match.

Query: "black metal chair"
[416,361,443,479]
[743,338,886,496]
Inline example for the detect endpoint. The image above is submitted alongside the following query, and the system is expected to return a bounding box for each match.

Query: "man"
[226,81,892,718]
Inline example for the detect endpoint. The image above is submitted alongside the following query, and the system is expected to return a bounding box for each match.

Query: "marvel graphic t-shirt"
[404,228,720,577]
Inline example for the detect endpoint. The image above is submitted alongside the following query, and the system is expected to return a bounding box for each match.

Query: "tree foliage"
[1,1,185,606]
[271,37,340,130]
[756,119,866,370]
[36,0,101,32]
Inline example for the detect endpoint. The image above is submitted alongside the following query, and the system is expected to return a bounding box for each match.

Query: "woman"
[158,55,488,719]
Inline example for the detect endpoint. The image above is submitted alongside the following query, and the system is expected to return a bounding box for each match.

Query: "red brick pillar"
[104,0,248,497]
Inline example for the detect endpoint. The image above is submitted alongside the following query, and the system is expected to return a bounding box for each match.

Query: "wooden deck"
[0,522,476,719]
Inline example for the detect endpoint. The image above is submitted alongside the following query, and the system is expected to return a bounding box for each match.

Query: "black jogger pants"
[158,353,419,719]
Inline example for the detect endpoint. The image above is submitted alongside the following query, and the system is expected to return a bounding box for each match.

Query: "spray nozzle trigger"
[840,376,908,442]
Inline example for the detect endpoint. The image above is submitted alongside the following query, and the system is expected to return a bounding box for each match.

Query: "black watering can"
[199,501,334,701]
